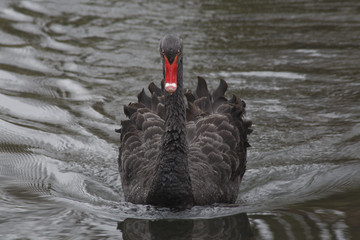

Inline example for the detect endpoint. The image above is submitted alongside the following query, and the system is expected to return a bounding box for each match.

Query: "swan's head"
[160,34,183,94]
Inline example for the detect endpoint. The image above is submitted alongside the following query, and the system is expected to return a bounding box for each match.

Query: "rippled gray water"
[1,0,360,239]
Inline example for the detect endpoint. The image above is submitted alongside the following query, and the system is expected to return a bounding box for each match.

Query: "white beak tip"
[165,83,177,93]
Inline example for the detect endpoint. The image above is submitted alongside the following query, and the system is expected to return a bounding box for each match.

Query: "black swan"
[118,34,252,209]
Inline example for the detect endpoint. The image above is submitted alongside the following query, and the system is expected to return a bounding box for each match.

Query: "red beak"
[164,55,178,94]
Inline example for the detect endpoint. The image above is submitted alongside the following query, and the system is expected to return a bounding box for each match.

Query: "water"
[0,0,359,239]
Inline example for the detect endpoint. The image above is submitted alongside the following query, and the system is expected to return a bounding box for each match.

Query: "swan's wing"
[119,77,251,205]
[118,85,165,203]
[186,77,252,205]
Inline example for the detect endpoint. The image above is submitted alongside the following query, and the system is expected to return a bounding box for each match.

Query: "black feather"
[149,82,162,96]
[195,76,210,98]
[137,89,151,109]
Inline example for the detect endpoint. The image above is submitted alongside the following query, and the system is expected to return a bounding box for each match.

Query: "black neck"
[164,61,186,134]
[147,60,194,208]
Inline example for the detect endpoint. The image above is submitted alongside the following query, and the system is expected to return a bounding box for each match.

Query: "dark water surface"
[1,0,360,239]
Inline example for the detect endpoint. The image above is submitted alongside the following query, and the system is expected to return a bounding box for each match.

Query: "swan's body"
[118,35,251,208]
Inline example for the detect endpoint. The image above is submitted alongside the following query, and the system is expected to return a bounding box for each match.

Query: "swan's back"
[118,77,251,205]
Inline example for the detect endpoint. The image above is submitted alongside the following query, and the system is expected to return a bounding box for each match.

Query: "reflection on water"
[0,0,360,239]
[118,213,252,240]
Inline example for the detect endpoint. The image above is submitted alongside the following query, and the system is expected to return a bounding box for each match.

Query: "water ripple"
[0,7,33,22]
[0,47,55,74]
[0,93,72,125]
